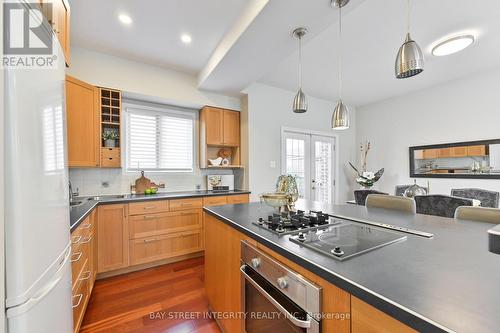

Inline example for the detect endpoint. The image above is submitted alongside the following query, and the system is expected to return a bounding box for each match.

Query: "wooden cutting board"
[135,171,154,194]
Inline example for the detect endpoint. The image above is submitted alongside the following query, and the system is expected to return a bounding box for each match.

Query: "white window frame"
[280,126,339,204]
[122,101,197,174]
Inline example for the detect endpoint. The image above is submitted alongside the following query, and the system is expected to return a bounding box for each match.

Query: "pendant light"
[395,0,424,78]
[292,27,308,113]
[331,0,350,130]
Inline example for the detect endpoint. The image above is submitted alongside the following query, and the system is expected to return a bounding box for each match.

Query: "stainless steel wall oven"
[240,241,322,333]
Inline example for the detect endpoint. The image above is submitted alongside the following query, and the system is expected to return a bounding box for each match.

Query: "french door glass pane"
[314,140,333,203]
[285,138,306,198]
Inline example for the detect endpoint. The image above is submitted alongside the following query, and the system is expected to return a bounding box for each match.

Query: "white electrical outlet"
[269,161,277,169]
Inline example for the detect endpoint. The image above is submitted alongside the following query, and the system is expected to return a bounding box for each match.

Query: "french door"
[281,129,336,203]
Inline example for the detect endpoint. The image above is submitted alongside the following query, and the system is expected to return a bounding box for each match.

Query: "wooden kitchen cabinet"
[66,76,100,167]
[97,204,129,273]
[226,194,249,204]
[223,110,240,146]
[203,195,228,207]
[467,145,486,156]
[39,0,70,65]
[422,149,439,159]
[451,146,468,157]
[205,213,246,333]
[201,107,224,145]
[351,296,416,333]
[199,106,242,168]
[129,209,202,239]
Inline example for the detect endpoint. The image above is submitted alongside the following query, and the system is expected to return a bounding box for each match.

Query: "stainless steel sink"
[69,201,83,207]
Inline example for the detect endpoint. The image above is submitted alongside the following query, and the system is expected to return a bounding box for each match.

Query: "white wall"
[67,47,245,194]
[244,83,357,204]
[356,68,500,196]
[67,47,241,110]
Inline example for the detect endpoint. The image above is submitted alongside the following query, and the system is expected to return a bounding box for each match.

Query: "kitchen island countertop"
[204,200,500,333]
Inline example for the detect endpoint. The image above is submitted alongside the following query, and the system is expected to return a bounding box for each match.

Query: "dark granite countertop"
[69,190,250,232]
[204,200,500,333]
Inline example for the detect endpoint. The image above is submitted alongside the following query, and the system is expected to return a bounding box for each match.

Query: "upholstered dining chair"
[394,184,428,197]
[455,206,500,224]
[414,195,474,218]
[366,194,416,214]
[451,188,500,208]
[353,190,388,206]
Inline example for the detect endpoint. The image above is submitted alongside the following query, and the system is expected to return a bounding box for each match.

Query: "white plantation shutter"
[125,104,194,172]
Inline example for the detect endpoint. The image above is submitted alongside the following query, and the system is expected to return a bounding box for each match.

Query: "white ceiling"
[69,0,500,107]
[67,0,248,74]
[260,0,500,106]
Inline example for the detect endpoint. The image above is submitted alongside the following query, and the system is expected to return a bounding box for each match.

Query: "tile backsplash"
[69,168,244,196]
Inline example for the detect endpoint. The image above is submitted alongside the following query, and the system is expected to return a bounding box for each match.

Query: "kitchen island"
[203,200,500,333]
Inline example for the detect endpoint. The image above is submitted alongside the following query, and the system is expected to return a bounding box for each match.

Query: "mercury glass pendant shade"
[293,88,307,113]
[395,33,424,78]
[331,99,350,130]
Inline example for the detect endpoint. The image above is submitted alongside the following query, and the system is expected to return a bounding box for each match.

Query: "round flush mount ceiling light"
[181,34,192,44]
[431,34,475,56]
[118,14,132,25]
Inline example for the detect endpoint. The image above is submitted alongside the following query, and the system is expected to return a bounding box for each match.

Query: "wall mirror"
[409,139,500,179]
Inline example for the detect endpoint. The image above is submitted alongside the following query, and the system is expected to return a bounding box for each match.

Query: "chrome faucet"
[69,181,79,202]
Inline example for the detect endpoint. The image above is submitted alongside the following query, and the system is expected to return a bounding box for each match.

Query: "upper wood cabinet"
[39,0,70,65]
[467,145,486,156]
[200,106,240,147]
[223,110,240,146]
[199,106,242,168]
[66,75,100,167]
[97,204,129,273]
[202,107,224,145]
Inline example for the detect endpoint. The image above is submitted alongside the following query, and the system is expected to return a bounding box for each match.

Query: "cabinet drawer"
[203,196,227,207]
[72,266,90,333]
[129,209,202,239]
[169,198,203,211]
[226,194,249,204]
[101,148,121,168]
[129,200,169,215]
[129,230,203,266]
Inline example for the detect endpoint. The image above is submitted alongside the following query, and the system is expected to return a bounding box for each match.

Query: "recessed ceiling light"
[431,34,475,56]
[118,14,132,25]
[181,34,192,44]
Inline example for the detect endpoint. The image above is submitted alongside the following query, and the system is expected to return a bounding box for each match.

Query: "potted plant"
[102,129,119,148]
[349,141,384,189]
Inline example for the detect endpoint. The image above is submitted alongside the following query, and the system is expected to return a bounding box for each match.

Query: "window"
[125,103,195,172]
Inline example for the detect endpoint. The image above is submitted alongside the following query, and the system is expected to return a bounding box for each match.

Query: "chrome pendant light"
[395,0,424,78]
[331,0,350,130]
[292,27,308,113]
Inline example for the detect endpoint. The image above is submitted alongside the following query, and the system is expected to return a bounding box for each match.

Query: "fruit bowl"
[260,192,291,208]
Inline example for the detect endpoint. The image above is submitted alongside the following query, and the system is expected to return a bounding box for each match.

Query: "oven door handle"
[240,265,312,329]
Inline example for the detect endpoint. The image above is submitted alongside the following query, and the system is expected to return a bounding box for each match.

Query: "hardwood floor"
[80,257,221,333]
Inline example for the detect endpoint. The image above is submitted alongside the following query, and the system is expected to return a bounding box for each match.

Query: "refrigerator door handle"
[6,244,71,318]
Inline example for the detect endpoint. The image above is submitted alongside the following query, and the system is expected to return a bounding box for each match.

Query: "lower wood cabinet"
[351,296,417,333]
[70,214,97,333]
[129,229,203,266]
[97,203,129,273]
[129,209,202,239]
[226,194,250,204]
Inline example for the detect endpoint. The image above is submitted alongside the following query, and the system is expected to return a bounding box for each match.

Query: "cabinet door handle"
[144,206,156,210]
[143,215,158,220]
[143,238,156,243]
[179,212,193,216]
[70,252,82,263]
[80,236,92,244]
[72,294,83,308]
[80,224,92,229]
[79,271,92,281]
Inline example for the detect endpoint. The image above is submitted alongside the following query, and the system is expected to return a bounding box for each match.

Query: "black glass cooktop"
[289,222,407,261]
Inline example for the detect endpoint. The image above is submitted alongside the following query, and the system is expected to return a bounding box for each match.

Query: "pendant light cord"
[407,0,410,34]
[298,35,302,89]
[338,5,343,99]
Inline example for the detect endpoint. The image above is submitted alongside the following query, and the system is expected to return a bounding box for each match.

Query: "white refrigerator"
[4,4,73,332]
